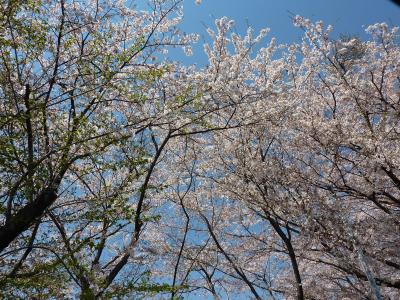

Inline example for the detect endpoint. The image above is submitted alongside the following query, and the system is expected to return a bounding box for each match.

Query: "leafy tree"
[0,0,233,298]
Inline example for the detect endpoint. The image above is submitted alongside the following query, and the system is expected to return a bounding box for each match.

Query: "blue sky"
[177,0,399,65]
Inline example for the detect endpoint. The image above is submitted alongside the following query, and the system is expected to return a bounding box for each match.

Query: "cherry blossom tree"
[285,17,400,299]
[158,16,400,300]
[0,0,399,299]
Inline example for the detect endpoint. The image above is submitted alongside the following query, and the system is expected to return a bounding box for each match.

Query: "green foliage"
[0,263,69,299]
[0,0,46,53]
[101,270,189,299]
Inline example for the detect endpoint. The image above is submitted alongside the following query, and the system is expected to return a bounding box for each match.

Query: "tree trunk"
[0,188,57,253]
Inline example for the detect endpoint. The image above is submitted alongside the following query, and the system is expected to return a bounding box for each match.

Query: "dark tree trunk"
[0,188,57,253]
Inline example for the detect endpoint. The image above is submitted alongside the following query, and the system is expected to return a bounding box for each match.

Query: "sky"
[175,0,400,65]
